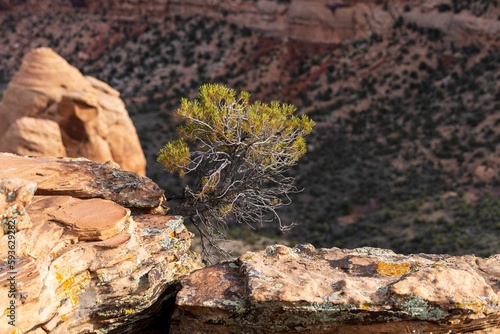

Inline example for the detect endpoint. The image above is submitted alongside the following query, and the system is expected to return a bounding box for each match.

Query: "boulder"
[0,117,66,157]
[0,47,146,175]
[171,245,500,333]
[0,153,202,334]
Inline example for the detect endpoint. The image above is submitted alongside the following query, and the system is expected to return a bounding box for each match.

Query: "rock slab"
[171,244,500,333]
[0,153,163,208]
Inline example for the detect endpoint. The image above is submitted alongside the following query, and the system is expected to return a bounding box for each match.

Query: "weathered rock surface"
[0,153,162,208]
[171,244,500,333]
[0,47,146,175]
[0,154,202,333]
[0,117,67,157]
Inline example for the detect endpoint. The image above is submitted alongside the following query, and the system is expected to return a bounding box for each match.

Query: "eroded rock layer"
[9,0,500,45]
[0,153,202,333]
[171,244,500,333]
[0,153,161,208]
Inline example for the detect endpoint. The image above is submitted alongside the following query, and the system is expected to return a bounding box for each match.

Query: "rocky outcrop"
[402,10,500,45]
[0,48,147,175]
[8,0,500,45]
[47,0,396,44]
[0,153,161,207]
[171,245,500,333]
[0,153,202,333]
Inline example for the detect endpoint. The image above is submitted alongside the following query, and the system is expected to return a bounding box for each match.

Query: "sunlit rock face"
[0,48,147,175]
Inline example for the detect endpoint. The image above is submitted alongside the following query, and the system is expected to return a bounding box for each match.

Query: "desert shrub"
[157,84,315,260]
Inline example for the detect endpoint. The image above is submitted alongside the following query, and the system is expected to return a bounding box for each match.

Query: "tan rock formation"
[0,47,146,175]
[0,117,66,156]
[0,153,202,333]
[402,11,500,46]
[171,245,500,333]
[29,196,130,241]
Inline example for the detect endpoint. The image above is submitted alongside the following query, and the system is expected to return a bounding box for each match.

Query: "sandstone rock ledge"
[0,153,202,333]
[171,244,500,334]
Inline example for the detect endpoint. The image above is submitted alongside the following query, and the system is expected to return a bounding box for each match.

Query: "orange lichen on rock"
[377,261,411,276]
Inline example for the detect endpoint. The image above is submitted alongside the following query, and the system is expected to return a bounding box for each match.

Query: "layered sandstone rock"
[0,47,146,175]
[0,153,161,207]
[0,153,202,333]
[171,245,500,333]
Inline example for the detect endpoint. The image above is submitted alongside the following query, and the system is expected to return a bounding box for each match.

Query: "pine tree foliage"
[157,83,315,260]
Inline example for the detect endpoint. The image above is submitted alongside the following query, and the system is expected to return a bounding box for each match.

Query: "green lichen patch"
[165,216,185,233]
[399,294,449,321]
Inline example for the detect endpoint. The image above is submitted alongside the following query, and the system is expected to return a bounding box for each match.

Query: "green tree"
[157,83,315,260]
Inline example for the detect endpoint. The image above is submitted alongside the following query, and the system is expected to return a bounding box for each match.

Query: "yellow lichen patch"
[455,301,487,313]
[55,270,64,283]
[61,314,67,321]
[377,261,411,276]
[124,308,135,315]
[70,294,79,307]
[431,262,444,269]
[61,275,76,292]
[171,262,191,276]
[360,303,372,311]
[56,270,91,303]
